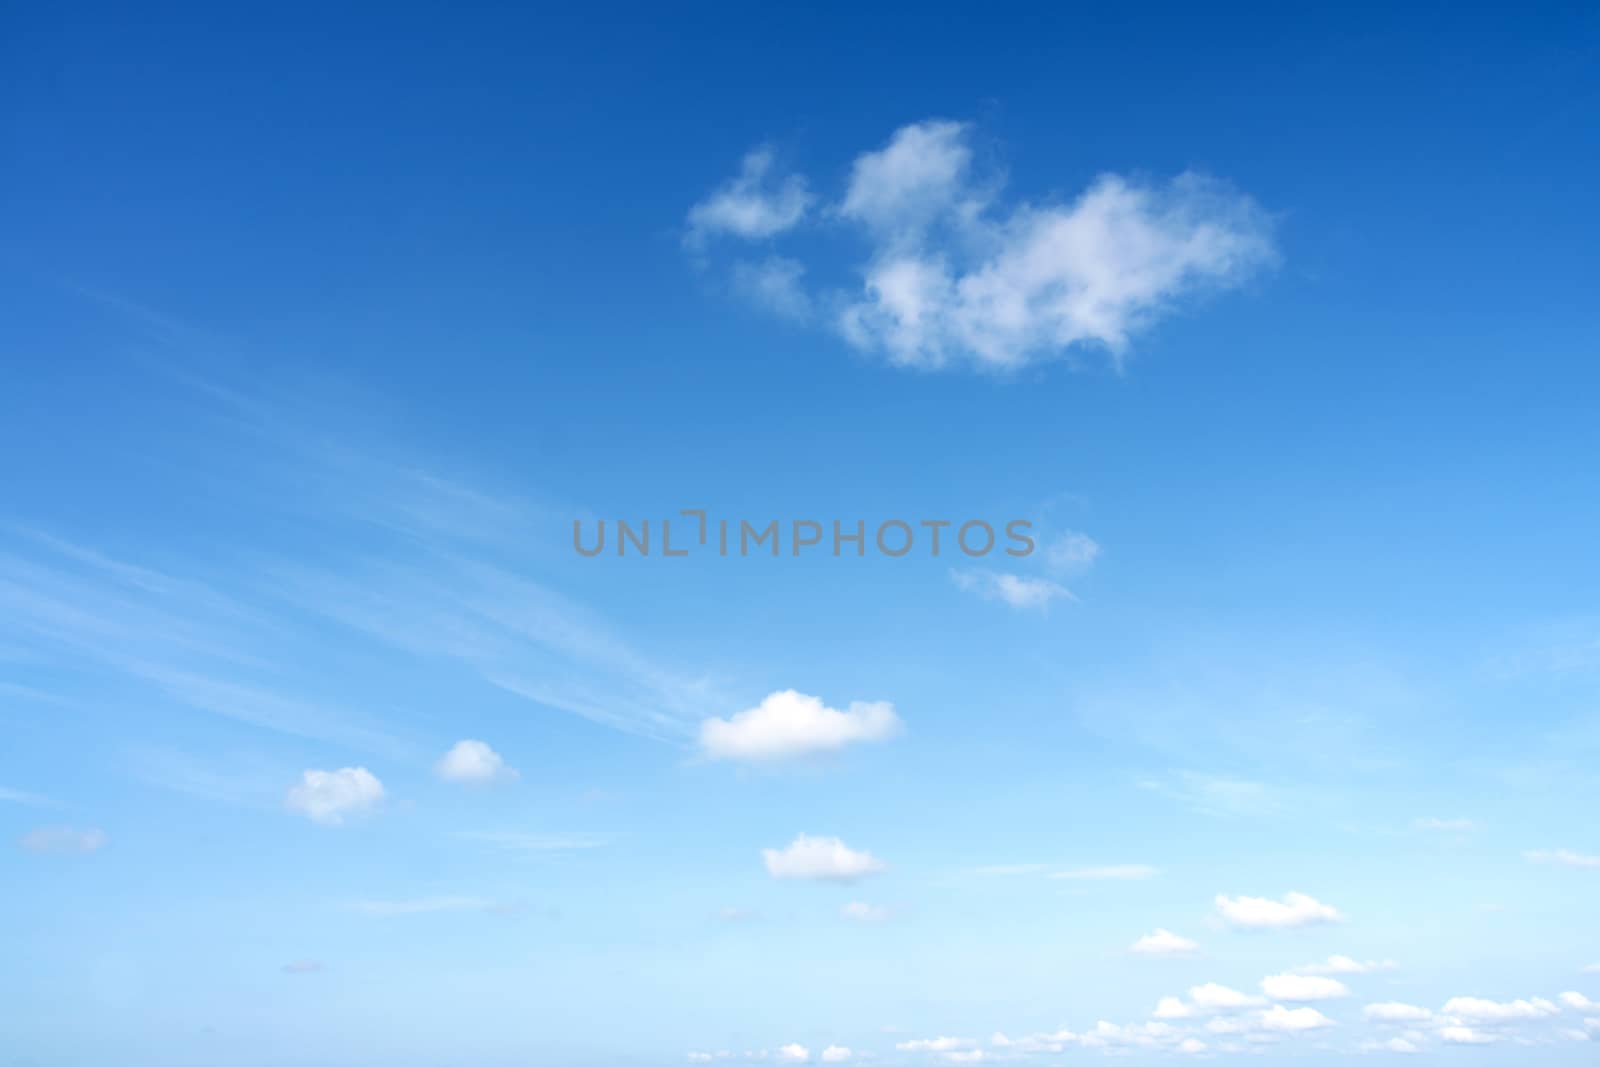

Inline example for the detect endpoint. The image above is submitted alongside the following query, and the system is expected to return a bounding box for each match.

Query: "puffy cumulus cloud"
[435,739,517,785]
[17,826,108,854]
[1190,983,1268,1012]
[1260,1005,1335,1033]
[1442,996,1559,1023]
[1561,992,1598,1011]
[1215,891,1343,929]
[1177,1037,1207,1054]
[1526,849,1600,869]
[776,1045,811,1063]
[1364,1003,1434,1023]
[763,834,885,882]
[285,767,384,825]
[688,121,1273,374]
[1131,929,1199,957]
[1260,974,1350,1002]
[820,1047,852,1063]
[1295,955,1398,976]
[951,570,1073,611]
[686,148,812,244]
[840,901,891,923]
[700,690,903,762]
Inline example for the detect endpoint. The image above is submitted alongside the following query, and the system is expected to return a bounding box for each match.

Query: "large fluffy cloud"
[762,834,885,882]
[285,766,384,825]
[687,120,1273,373]
[1215,891,1343,929]
[700,690,902,762]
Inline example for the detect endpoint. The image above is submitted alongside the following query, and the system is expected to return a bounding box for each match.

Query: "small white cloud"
[1260,1005,1334,1032]
[285,767,384,825]
[1295,955,1397,976]
[1413,817,1476,833]
[839,119,974,237]
[952,570,1073,610]
[687,148,812,244]
[1190,983,1268,1012]
[943,1052,985,1063]
[700,690,903,762]
[1441,996,1558,1022]
[1215,891,1342,929]
[17,826,107,854]
[435,740,518,785]
[1526,849,1600,869]
[896,1038,975,1053]
[1560,992,1598,1011]
[841,901,891,923]
[1052,864,1158,881]
[1042,531,1101,576]
[1260,974,1350,1002]
[1361,1037,1420,1053]
[763,834,885,882]
[1155,997,1194,1020]
[0,785,52,807]
[1131,929,1199,956]
[1177,1038,1207,1055]
[820,1047,852,1063]
[775,1044,810,1064]
[1364,1003,1433,1023]
[1584,963,1600,975]
[1440,1026,1498,1045]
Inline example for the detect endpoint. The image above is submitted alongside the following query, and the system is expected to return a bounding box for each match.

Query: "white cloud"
[1177,1038,1207,1054]
[841,901,891,923]
[1190,983,1267,1012]
[1260,974,1350,1002]
[0,785,51,807]
[1260,1005,1334,1032]
[1043,531,1101,576]
[1361,1037,1420,1053]
[1155,998,1194,1020]
[1131,929,1199,956]
[1052,864,1158,881]
[776,1044,811,1063]
[687,148,812,243]
[763,834,885,882]
[285,766,384,825]
[435,739,517,785]
[1364,1003,1433,1023]
[1296,955,1398,976]
[1560,992,1598,1011]
[700,690,903,762]
[1440,1026,1498,1045]
[1215,891,1343,929]
[1442,996,1559,1022]
[943,1053,985,1064]
[1585,963,1600,975]
[17,826,107,854]
[896,1038,974,1053]
[951,570,1073,610]
[691,121,1272,373]
[820,1047,851,1063]
[1526,849,1600,869]
[1414,817,1476,832]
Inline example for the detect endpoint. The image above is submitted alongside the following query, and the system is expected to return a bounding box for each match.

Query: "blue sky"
[3,3,1600,1065]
